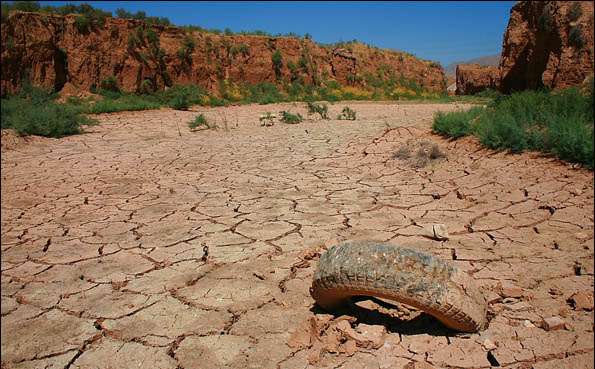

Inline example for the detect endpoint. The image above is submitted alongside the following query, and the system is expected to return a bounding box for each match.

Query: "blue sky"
[39,1,514,66]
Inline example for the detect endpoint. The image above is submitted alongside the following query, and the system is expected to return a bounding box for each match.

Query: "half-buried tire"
[310,241,487,332]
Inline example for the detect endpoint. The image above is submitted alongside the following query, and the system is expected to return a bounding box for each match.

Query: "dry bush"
[393,139,446,168]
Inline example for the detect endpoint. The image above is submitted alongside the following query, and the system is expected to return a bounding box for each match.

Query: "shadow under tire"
[310,241,487,333]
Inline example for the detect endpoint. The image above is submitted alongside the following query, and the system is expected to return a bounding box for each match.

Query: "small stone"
[431,192,441,199]
[431,224,449,240]
[335,321,386,349]
[541,316,565,331]
[404,361,438,369]
[482,338,497,351]
[338,339,357,356]
[504,302,531,311]
[548,287,563,296]
[568,291,594,311]
[558,306,571,318]
[522,320,536,328]
[287,326,310,349]
[502,297,518,304]
[354,323,386,349]
[570,188,582,196]
[486,291,502,304]
[501,286,524,299]
[252,272,266,280]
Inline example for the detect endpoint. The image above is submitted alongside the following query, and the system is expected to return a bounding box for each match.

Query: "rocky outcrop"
[455,64,500,95]
[0,12,446,96]
[499,1,594,93]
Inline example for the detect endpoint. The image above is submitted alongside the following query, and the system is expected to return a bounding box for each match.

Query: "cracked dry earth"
[1,101,593,369]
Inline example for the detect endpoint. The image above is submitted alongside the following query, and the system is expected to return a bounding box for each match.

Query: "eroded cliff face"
[455,64,500,95]
[499,1,594,93]
[0,12,446,96]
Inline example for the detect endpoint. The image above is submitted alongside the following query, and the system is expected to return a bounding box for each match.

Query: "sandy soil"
[1,102,593,368]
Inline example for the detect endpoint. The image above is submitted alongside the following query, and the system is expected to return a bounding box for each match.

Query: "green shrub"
[474,88,501,99]
[4,1,41,13]
[337,106,356,120]
[97,88,122,99]
[298,55,309,72]
[74,15,91,33]
[16,82,57,104]
[1,96,96,137]
[432,88,593,168]
[230,43,250,58]
[188,113,213,129]
[169,94,189,110]
[127,34,139,50]
[306,101,329,119]
[157,84,205,105]
[177,35,196,62]
[432,106,484,138]
[208,96,229,107]
[568,2,582,21]
[135,26,146,46]
[88,95,160,114]
[99,75,119,92]
[146,28,159,45]
[538,12,553,32]
[280,111,303,124]
[475,110,529,152]
[245,82,285,104]
[138,79,153,94]
[271,50,283,79]
[569,26,585,49]
[547,115,593,166]
[115,8,132,18]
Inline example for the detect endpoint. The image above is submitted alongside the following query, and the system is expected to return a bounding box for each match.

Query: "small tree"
[177,35,196,64]
[271,50,283,79]
[115,8,132,18]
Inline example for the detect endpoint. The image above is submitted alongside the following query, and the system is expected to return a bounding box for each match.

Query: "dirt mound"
[455,64,499,95]
[500,1,594,92]
[1,12,446,96]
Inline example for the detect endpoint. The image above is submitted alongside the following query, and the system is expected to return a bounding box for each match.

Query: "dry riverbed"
[1,102,593,368]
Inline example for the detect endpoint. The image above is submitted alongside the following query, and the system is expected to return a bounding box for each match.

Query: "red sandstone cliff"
[499,1,594,93]
[1,12,446,96]
[455,64,500,95]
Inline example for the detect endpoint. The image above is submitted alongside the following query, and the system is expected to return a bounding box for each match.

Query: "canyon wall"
[455,64,500,95]
[1,12,446,96]
[499,1,594,93]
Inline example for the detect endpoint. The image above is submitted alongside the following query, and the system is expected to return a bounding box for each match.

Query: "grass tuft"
[337,106,356,120]
[280,111,303,124]
[188,113,214,130]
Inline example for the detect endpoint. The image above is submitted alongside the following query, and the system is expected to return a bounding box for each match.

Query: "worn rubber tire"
[310,241,487,332]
